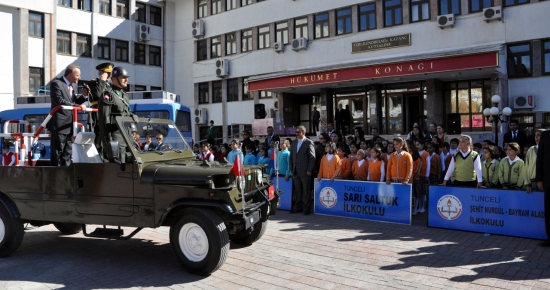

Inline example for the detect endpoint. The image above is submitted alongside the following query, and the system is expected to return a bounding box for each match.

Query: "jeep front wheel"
[169,208,229,275]
[0,204,24,257]
[53,223,82,235]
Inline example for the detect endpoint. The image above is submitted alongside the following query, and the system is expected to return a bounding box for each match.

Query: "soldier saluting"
[98,66,132,161]
[87,62,114,153]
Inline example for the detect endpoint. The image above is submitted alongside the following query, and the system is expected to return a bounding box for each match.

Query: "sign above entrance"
[352,34,411,53]
[249,52,498,92]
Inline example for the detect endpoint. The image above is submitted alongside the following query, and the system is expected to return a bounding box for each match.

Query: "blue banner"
[314,179,412,225]
[272,177,293,211]
[428,186,547,240]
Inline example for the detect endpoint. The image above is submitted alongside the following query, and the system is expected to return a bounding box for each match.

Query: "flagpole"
[274,141,279,194]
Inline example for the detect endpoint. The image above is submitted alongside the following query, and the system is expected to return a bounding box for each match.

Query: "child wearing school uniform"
[482,145,500,188]
[270,140,292,180]
[227,139,244,164]
[525,129,545,193]
[498,142,526,190]
[257,147,270,166]
[415,140,430,213]
[352,149,369,181]
[410,146,422,215]
[427,142,441,185]
[243,144,257,165]
[367,147,385,182]
[337,145,351,180]
[385,138,413,186]
[317,142,340,182]
[199,143,215,162]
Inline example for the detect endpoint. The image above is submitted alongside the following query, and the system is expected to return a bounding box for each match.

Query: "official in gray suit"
[290,125,316,215]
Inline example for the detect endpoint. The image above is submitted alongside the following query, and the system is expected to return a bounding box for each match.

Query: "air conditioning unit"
[194,108,208,124]
[483,6,502,22]
[273,42,284,53]
[215,59,229,78]
[291,37,308,51]
[192,20,205,38]
[137,24,150,42]
[437,14,454,29]
[514,95,535,109]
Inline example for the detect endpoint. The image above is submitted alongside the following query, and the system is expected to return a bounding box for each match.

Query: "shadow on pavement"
[272,211,550,282]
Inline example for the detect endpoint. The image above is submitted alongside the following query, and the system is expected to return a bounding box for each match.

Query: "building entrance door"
[386,94,403,135]
[405,95,422,133]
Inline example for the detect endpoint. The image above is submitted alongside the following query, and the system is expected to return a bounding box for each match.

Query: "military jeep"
[0,116,279,275]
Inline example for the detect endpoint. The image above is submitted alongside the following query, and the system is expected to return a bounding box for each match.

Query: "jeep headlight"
[256,169,262,184]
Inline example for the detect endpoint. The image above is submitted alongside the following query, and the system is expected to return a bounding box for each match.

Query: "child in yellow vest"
[482,145,500,188]
[525,129,545,193]
[317,142,340,182]
[498,142,526,190]
[367,147,385,182]
[352,149,369,181]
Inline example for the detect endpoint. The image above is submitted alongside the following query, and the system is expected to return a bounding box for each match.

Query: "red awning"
[249,52,499,92]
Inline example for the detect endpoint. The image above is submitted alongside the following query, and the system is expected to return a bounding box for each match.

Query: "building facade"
[174,0,550,144]
[0,0,170,112]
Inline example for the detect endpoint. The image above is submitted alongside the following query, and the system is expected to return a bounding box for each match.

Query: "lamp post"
[483,95,512,147]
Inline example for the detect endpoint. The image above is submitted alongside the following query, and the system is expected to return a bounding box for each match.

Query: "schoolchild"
[227,139,244,164]
[317,142,341,182]
[410,146,422,214]
[243,144,257,165]
[367,147,385,182]
[415,139,430,213]
[337,145,351,180]
[199,143,215,162]
[385,138,413,186]
[257,147,270,166]
[427,142,441,185]
[498,142,525,190]
[525,129,545,193]
[270,140,292,180]
[482,145,500,188]
[352,149,368,181]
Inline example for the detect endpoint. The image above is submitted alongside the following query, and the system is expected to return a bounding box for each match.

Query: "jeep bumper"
[237,184,280,230]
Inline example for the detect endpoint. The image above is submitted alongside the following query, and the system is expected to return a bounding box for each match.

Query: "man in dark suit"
[290,125,316,215]
[334,103,345,135]
[48,64,88,166]
[503,120,527,151]
[311,107,320,134]
[264,126,280,149]
[537,130,550,247]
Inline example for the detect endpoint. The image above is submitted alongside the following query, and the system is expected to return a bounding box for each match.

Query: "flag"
[230,155,244,178]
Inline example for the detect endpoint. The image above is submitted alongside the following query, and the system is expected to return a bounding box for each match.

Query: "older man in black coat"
[290,125,316,215]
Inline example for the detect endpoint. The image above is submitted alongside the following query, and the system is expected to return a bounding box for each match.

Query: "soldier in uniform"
[87,62,114,153]
[98,66,132,161]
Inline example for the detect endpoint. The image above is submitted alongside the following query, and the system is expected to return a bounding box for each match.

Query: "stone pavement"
[1,211,550,290]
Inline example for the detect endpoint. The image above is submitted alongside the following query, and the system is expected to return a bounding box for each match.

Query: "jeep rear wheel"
[0,204,24,257]
[231,220,268,245]
[53,223,82,235]
[170,208,229,275]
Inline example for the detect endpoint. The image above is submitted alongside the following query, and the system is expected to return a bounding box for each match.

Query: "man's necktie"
[297,140,303,152]
[68,85,74,102]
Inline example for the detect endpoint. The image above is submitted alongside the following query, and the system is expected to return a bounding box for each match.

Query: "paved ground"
[1,211,550,290]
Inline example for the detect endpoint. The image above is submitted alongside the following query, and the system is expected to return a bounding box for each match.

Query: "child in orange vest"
[337,145,351,180]
[385,138,413,186]
[352,149,368,181]
[415,140,430,213]
[368,147,385,182]
[317,142,340,182]
[427,142,441,185]
[410,146,422,215]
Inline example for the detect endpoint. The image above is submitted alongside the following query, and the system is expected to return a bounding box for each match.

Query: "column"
[425,79,445,129]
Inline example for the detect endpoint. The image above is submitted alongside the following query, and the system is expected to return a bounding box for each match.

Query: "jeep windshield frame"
[116,116,195,161]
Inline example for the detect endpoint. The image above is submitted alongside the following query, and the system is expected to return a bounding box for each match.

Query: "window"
[384,0,403,27]
[359,3,376,31]
[507,43,532,78]
[58,0,72,7]
[470,0,492,12]
[198,0,207,18]
[197,39,207,61]
[226,0,237,10]
[260,91,272,99]
[258,26,270,49]
[57,31,71,54]
[98,37,111,59]
[241,0,252,5]
[151,86,162,91]
[115,40,129,62]
[295,17,308,39]
[77,0,92,11]
[150,6,161,26]
[99,0,111,15]
[149,45,161,66]
[226,33,237,55]
[134,85,146,91]
[315,12,329,39]
[29,67,43,93]
[211,36,222,58]
[135,43,146,64]
[336,8,352,35]
[136,2,146,22]
[543,40,550,75]
[116,0,128,18]
[29,12,43,38]
[439,0,461,15]
[227,79,238,102]
[504,0,528,6]
[411,0,430,22]
[243,77,252,100]
[76,34,91,56]
[241,29,252,52]
[199,82,209,104]
[276,22,289,44]
[212,0,222,15]
[445,79,492,131]
[212,81,222,103]
[176,110,191,132]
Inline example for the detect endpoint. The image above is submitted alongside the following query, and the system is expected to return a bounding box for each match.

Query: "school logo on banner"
[437,195,462,220]
[319,187,337,208]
